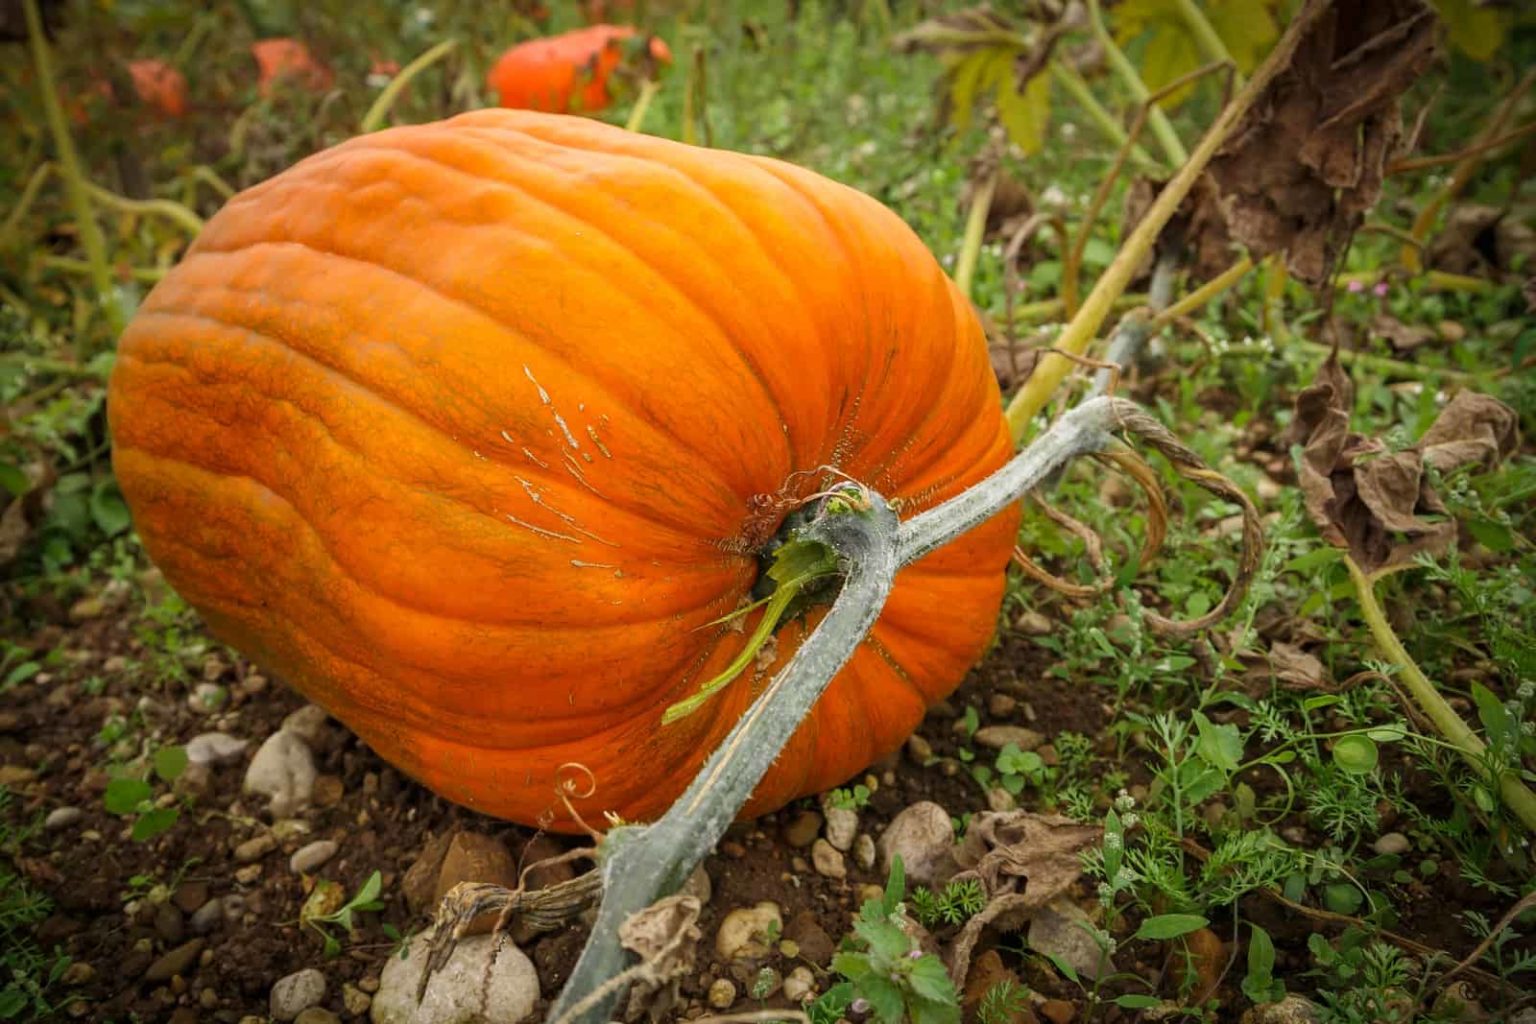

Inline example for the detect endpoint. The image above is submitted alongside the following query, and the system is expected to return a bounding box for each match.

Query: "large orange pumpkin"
[108,110,1020,830]
[486,25,670,114]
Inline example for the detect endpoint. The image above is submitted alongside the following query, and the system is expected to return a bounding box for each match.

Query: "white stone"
[877,802,955,884]
[270,968,326,1021]
[823,805,859,851]
[244,730,316,817]
[715,902,782,960]
[187,732,250,766]
[371,931,538,1024]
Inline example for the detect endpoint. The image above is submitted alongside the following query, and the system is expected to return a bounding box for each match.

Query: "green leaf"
[104,777,153,815]
[910,993,962,1024]
[130,806,179,841]
[1115,994,1162,1009]
[1193,711,1243,774]
[831,951,873,981]
[1465,517,1515,552]
[854,917,912,962]
[152,745,188,783]
[1431,0,1508,60]
[1471,683,1517,749]
[884,854,906,913]
[351,870,383,908]
[89,479,132,538]
[1322,883,1364,915]
[0,986,29,1019]
[1242,923,1277,1004]
[1331,735,1379,774]
[860,975,906,1024]
[3,661,41,687]
[1134,913,1209,941]
[907,954,958,1004]
[0,462,28,499]
[1208,0,1280,73]
[997,67,1051,155]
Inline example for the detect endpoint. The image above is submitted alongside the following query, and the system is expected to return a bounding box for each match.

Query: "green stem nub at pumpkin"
[661,528,845,725]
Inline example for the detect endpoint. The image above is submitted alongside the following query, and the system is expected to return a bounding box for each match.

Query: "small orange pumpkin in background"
[108,110,1019,830]
[251,38,333,96]
[486,24,670,113]
[125,59,188,118]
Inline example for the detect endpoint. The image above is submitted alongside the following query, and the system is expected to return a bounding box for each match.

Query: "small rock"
[403,832,455,913]
[1437,319,1467,343]
[1040,999,1075,1024]
[44,807,84,830]
[707,978,737,1010]
[906,734,934,764]
[1372,832,1411,857]
[973,725,1044,752]
[853,833,876,871]
[0,765,37,786]
[1014,610,1053,635]
[200,987,219,1009]
[782,965,816,1002]
[173,882,209,914]
[291,840,339,875]
[783,910,834,965]
[244,731,317,817]
[1238,995,1322,1024]
[715,902,783,960]
[434,832,519,934]
[153,902,185,944]
[188,683,228,713]
[782,809,822,848]
[342,982,372,1016]
[60,962,95,985]
[1180,927,1225,1005]
[144,938,205,981]
[186,732,249,766]
[282,704,333,750]
[295,1010,340,1024]
[877,802,956,884]
[987,693,1018,717]
[270,968,327,1021]
[273,818,313,842]
[810,839,846,880]
[823,805,858,851]
[311,774,345,808]
[1028,899,1112,980]
[371,931,538,1024]
[987,787,1018,812]
[190,898,224,934]
[0,712,21,733]
[69,596,105,621]
[234,833,277,863]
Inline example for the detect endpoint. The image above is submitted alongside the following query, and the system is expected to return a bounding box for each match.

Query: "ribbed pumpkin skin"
[108,110,1020,830]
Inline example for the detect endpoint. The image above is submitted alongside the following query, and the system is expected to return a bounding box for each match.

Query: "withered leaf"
[1290,353,1520,574]
[1372,313,1437,352]
[1428,204,1536,279]
[1207,0,1439,285]
[1270,641,1329,689]
[945,811,1101,984]
[1123,173,1236,281]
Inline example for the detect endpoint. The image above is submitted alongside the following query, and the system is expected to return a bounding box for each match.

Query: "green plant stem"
[83,183,203,235]
[1171,0,1241,83]
[625,79,661,134]
[955,170,996,301]
[1048,61,1160,172]
[24,0,119,340]
[1084,0,1187,166]
[1008,292,1147,325]
[550,491,901,1024]
[1345,557,1536,834]
[0,162,54,251]
[1005,0,1327,443]
[0,352,111,379]
[38,255,165,283]
[1149,254,1255,329]
[1334,269,1493,294]
[360,39,458,133]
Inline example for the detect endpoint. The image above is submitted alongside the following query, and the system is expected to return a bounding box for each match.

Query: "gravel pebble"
[290,840,339,875]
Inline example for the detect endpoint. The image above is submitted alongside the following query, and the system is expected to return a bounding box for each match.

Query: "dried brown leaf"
[1270,641,1328,689]
[1372,313,1437,352]
[1123,174,1236,281]
[1207,0,1439,285]
[1429,204,1536,278]
[1290,355,1520,573]
[945,811,1101,984]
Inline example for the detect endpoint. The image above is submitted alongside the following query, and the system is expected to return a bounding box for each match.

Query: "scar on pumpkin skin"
[500,429,552,468]
[504,514,582,544]
[515,475,619,547]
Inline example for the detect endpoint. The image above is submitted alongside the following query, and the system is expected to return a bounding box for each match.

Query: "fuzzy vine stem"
[360,39,458,133]
[23,0,120,342]
[1345,557,1536,834]
[955,169,997,300]
[1004,0,1328,444]
[552,398,1141,1022]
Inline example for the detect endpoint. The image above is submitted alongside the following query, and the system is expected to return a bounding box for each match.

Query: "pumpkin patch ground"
[3,3,1535,1023]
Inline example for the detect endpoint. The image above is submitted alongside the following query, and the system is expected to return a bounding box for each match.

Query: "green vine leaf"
[1114,0,1280,107]
[1430,0,1508,61]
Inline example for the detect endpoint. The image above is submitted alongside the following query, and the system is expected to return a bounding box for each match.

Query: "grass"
[2,1,1534,1020]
